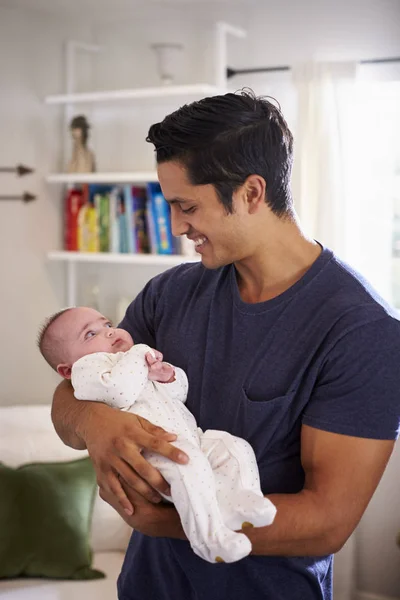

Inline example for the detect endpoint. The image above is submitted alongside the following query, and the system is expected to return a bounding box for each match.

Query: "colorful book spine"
[94,193,110,252]
[77,202,99,252]
[108,187,120,253]
[64,189,84,251]
[132,186,150,253]
[145,192,157,254]
[118,189,130,253]
[123,185,135,253]
[146,182,174,254]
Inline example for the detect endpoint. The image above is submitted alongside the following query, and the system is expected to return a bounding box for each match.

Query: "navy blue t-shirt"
[117,247,400,600]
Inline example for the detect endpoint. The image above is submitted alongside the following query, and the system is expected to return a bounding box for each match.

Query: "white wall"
[1,0,400,597]
[0,5,91,405]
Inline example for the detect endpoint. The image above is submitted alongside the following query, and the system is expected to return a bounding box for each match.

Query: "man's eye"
[181,206,196,215]
[85,331,96,339]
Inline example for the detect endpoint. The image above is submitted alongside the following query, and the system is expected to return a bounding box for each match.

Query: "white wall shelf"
[47,251,198,266]
[44,24,243,309]
[45,83,223,105]
[46,172,158,184]
[48,251,200,306]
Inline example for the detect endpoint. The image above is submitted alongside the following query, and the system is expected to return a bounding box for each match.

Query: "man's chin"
[201,255,230,270]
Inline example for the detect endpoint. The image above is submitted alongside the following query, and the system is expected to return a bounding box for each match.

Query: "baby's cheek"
[120,330,133,346]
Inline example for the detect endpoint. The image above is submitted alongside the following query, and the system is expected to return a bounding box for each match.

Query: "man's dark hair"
[146,89,294,216]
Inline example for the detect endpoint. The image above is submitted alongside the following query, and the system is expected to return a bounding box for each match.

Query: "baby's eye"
[105,322,113,328]
[85,331,96,339]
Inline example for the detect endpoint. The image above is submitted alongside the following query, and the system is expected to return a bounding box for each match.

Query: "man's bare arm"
[51,379,99,449]
[244,425,395,556]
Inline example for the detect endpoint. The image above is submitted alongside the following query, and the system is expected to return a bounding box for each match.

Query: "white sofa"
[0,405,357,600]
[0,405,132,600]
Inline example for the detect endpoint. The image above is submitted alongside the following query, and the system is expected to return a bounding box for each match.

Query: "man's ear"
[243,174,266,214]
[57,363,72,379]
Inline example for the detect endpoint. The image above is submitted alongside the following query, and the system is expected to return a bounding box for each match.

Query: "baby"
[38,306,276,564]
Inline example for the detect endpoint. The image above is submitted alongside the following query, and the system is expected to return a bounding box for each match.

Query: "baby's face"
[55,307,133,367]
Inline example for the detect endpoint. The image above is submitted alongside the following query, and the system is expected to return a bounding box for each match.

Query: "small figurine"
[67,115,96,173]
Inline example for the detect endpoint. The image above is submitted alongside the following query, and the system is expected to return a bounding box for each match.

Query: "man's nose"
[170,207,189,237]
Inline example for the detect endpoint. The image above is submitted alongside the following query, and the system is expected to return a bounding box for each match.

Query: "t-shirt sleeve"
[118,268,176,347]
[118,280,158,347]
[302,316,400,440]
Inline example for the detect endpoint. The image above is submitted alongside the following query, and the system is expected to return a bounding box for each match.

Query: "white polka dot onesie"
[72,344,276,563]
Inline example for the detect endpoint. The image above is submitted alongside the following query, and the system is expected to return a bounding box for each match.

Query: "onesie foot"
[194,528,251,563]
[221,491,277,531]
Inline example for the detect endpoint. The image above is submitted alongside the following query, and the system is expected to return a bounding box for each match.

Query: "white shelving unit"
[46,171,158,184]
[45,84,223,105]
[48,251,200,306]
[48,250,199,266]
[45,23,246,308]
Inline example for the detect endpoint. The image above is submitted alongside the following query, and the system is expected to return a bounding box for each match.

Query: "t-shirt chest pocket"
[233,320,311,457]
[237,385,295,460]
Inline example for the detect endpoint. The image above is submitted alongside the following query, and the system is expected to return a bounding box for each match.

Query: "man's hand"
[145,350,175,383]
[99,484,186,540]
[79,404,189,516]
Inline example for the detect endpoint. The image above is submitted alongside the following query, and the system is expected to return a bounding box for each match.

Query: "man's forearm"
[137,490,343,557]
[51,379,109,450]
[244,490,347,557]
[151,490,344,555]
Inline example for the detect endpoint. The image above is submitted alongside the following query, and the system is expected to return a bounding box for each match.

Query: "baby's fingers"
[145,352,157,366]
[153,349,164,362]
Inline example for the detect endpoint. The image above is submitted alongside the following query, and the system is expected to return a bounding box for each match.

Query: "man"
[52,90,400,600]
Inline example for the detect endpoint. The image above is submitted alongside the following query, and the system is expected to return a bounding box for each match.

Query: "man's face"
[157,161,257,269]
[54,307,133,369]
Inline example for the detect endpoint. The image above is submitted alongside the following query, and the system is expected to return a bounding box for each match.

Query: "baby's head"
[38,306,133,379]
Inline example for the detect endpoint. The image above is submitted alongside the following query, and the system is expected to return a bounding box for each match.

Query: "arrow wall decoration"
[0,164,34,177]
[0,193,36,202]
[0,164,35,204]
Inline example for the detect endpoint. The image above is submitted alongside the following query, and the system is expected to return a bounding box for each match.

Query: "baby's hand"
[145,351,175,383]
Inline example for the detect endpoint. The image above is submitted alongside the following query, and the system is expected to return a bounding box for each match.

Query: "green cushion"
[0,457,104,580]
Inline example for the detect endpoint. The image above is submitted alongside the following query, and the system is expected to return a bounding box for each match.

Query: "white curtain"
[340,79,400,303]
[291,62,359,600]
[291,61,399,304]
[290,62,400,600]
[291,61,357,258]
